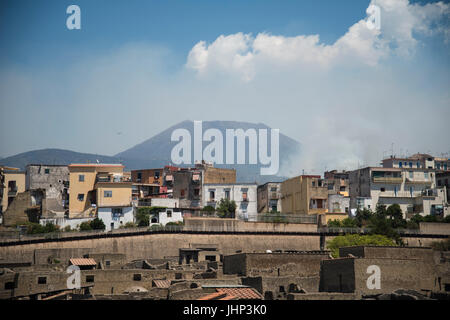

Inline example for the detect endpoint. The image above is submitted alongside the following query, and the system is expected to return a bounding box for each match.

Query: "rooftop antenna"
[391,143,394,158]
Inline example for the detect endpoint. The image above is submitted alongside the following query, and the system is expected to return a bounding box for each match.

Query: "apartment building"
[0,166,25,215]
[257,182,282,213]
[436,172,450,204]
[280,175,328,215]
[202,183,257,219]
[25,164,69,217]
[68,164,133,229]
[349,166,447,218]
[382,153,450,171]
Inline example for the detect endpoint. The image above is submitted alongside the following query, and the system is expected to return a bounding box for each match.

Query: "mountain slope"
[0,149,122,170]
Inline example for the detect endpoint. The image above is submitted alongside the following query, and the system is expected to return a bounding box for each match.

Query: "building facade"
[257,182,282,213]
[280,175,328,215]
[202,183,257,219]
[0,167,25,215]
[68,164,132,222]
[349,166,448,218]
[25,164,69,217]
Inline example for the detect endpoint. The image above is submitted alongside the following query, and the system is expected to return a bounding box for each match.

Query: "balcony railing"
[372,177,403,184]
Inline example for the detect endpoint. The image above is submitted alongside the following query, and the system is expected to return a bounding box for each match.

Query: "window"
[133,274,142,281]
[380,188,385,192]
[112,208,122,219]
[437,163,441,170]
[194,188,200,197]
[4,282,14,290]
[409,171,413,179]
[86,275,95,283]
[44,168,50,174]
[104,190,112,197]
[37,277,47,284]
[205,255,216,262]
[312,181,315,187]
[209,190,215,201]
[105,260,111,266]
[137,172,142,182]
[77,193,84,201]
[409,162,412,168]
[167,210,172,218]
[270,187,277,192]
[225,190,230,199]
[154,171,160,179]
[424,172,429,180]
[180,189,185,197]
[399,162,402,168]
[242,192,248,201]
[79,174,84,182]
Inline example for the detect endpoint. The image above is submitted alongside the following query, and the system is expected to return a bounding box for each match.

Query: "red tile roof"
[197,288,262,300]
[69,258,97,266]
[152,279,171,288]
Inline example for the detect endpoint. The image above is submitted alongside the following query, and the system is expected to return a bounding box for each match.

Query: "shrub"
[120,222,137,229]
[90,218,105,230]
[326,234,397,258]
[216,198,237,218]
[79,221,92,231]
[430,239,450,251]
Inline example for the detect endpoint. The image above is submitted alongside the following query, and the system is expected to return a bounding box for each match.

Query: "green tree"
[386,204,407,229]
[90,217,106,230]
[216,198,237,218]
[326,234,397,258]
[136,206,166,226]
[355,208,373,227]
[327,219,342,228]
[202,205,216,214]
[79,221,92,231]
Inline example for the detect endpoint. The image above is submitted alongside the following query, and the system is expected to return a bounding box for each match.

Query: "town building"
[436,172,450,204]
[67,164,133,230]
[202,183,257,219]
[324,170,349,196]
[381,153,450,171]
[0,166,25,216]
[257,182,282,213]
[25,164,69,217]
[280,175,328,216]
[349,166,448,218]
[150,208,183,226]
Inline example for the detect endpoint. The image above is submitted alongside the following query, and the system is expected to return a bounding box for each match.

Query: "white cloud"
[186,0,449,80]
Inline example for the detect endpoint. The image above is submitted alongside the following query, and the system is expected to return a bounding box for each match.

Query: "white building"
[150,208,183,226]
[98,206,134,231]
[202,183,258,219]
[349,167,447,218]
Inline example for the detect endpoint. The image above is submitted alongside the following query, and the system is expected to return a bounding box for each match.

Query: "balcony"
[405,178,432,185]
[372,177,402,184]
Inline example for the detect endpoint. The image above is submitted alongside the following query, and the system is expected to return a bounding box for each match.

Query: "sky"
[0,0,449,176]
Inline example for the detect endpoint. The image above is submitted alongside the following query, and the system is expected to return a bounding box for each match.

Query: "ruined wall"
[339,246,435,260]
[203,167,236,184]
[184,217,318,233]
[2,191,33,226]
[353,258,437,298]
[319,258,355,293]
[0,233,321,263]
[223,252,329,278]
[420,222,450,235]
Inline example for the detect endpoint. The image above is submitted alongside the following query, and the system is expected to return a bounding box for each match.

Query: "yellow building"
[1,166,25,214]
[68,164,132,218]
[281,175,328,215]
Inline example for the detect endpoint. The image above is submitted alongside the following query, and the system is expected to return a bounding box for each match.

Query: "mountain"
[1,121,301,183]
[0,149,122,170]
[116,120,301,183]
